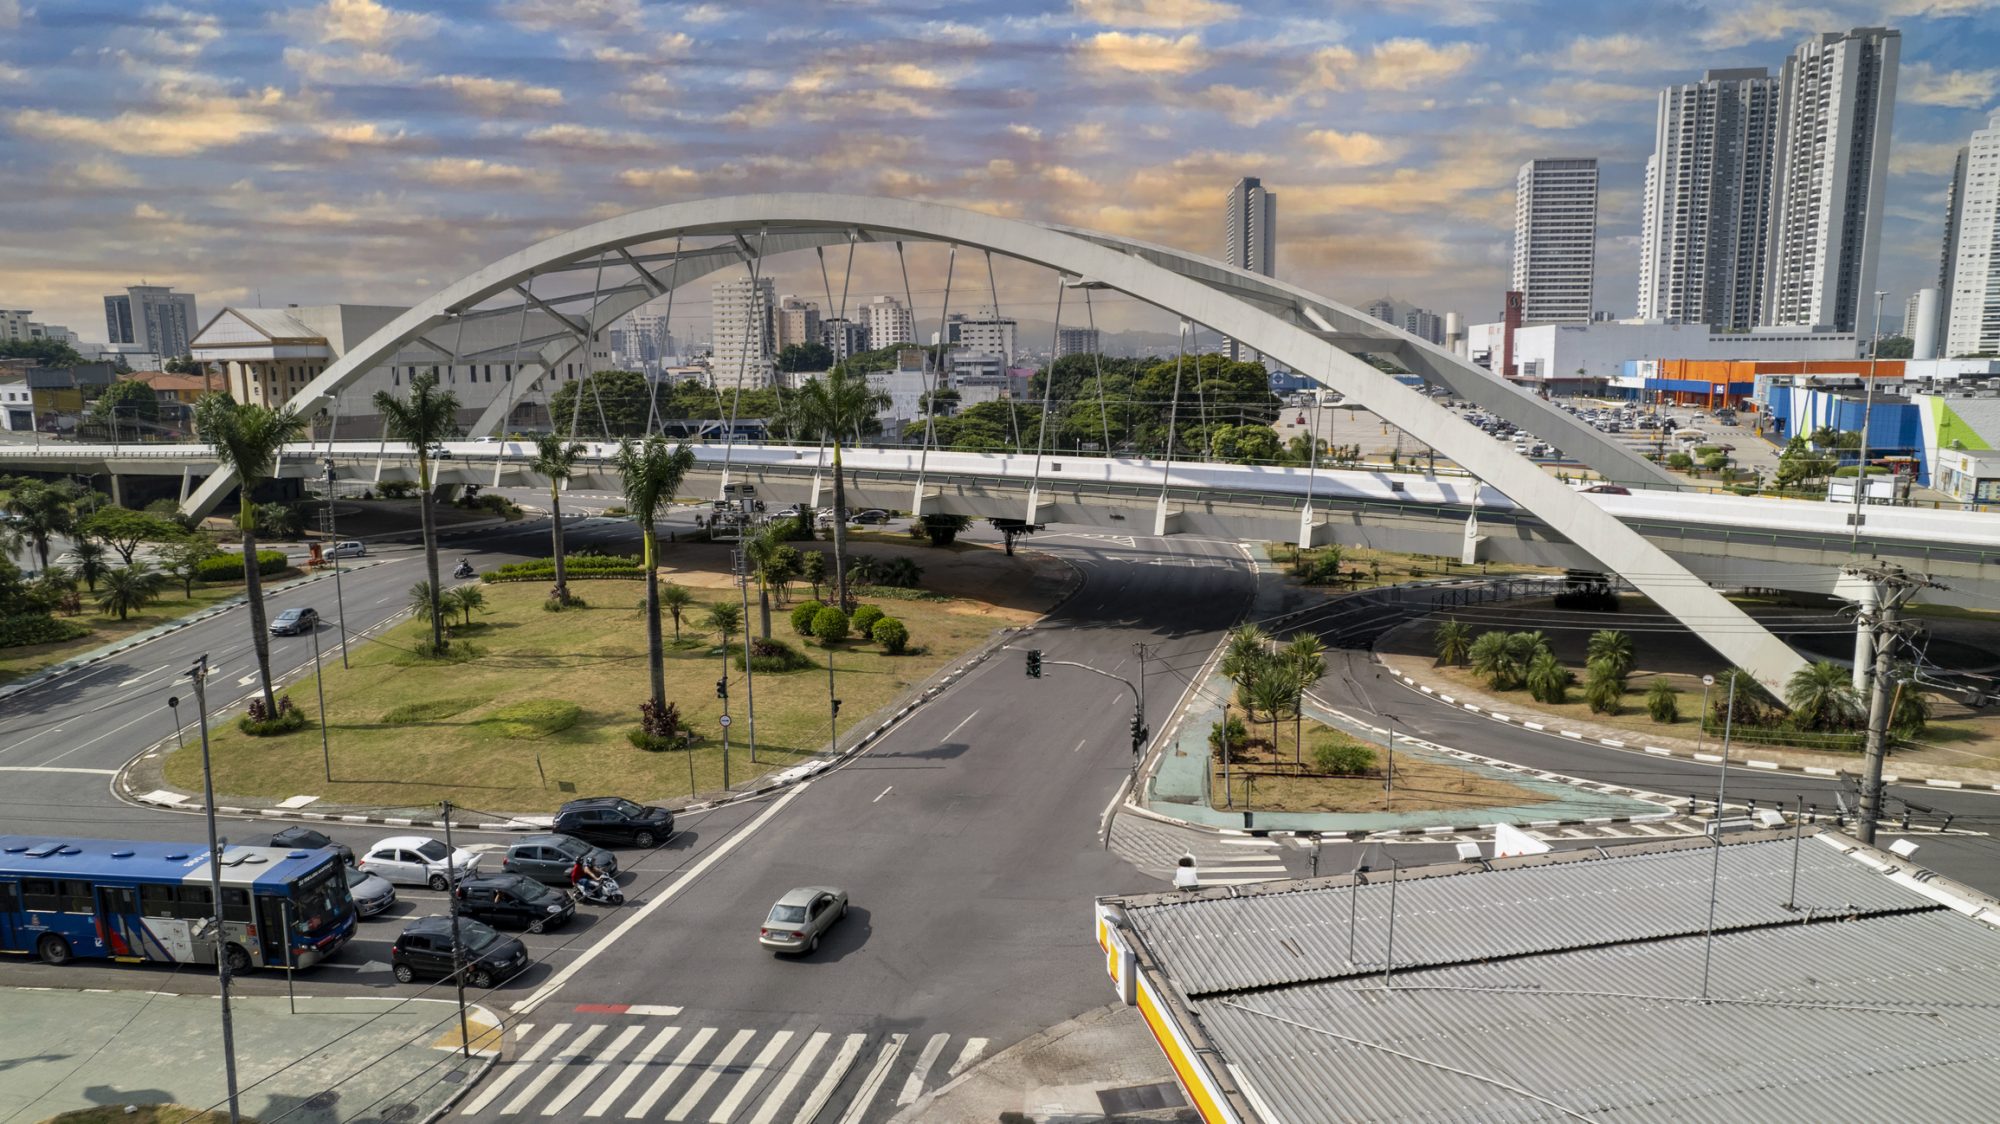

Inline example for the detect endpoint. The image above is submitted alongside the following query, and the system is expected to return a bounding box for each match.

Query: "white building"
[104,284,198,359]
[865,294,914,349]
[1763,27,1900,332]
[1055,326,1100,357]
[1937,146,1969,352]
[1463,318,1859,382]
[0,371,31,431]
[1513,158,1598,324]
[937,310,1017,367]
[0,309,81,349]
[865,348,933,421]
[1637,68,1780,332]
[1224,176,1277,360]
[1944,113,2000,359]
[710,277,776,390]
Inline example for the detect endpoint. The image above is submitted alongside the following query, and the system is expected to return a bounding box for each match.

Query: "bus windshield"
[290,860,352,935]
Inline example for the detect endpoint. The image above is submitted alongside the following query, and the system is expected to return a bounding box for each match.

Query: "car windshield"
[513,879,553,902]
[277,610,301,621]
[345,866,372,889]
[611,800,646,818]
[460,920,498,951]
[551,837,590,857]
[415,840,450,861]
[769,904,808,924]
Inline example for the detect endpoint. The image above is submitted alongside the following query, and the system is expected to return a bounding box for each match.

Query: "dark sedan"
[270,607,320,636]
[500,833,619,886]
[552,797,674,848]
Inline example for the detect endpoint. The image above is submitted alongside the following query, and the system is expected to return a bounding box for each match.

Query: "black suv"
[454,873,575,932]
[267,826,355,867]
[552,797,675,848]
[390,916,529,987]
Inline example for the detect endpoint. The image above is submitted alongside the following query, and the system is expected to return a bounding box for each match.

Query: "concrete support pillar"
[108,473,125,508]
[1297,501,1316,549]
[179,465,193,504]
[1025,485,1041,527]
[1460,509,1483,566]
[910,481,928,517]
[809,472,823,509]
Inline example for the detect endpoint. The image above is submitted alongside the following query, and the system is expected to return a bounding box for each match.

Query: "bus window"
[21,879,57,913]
[0,881,17,913]
[60,880,93,914]
[175,885,213,920]
[141,884,176,918]
[221,888,252,924]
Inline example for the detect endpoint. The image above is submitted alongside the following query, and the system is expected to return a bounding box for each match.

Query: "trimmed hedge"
[0,613,92,649]
[791,600,825,637]
[851,604,884,639]
[872,616,909,654]
[195,550,289,582]
[733,636,816,672]
[485,555,647,583]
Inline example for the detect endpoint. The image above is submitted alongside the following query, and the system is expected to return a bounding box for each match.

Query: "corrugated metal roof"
[1122,836,1922,996]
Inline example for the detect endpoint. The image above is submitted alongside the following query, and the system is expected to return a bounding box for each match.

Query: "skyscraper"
[1512,158,1598,324]
[1224,177,1276,360]
[774,295,821,353]
[865,294,914,349]
[103,284,199,358]
[1763,27,1900,332]
[1636,69,1781,331]
[1944,113,2000,359]
[1054,327,1100,357]
[1938,144,1970,353]
[709,277,776,389]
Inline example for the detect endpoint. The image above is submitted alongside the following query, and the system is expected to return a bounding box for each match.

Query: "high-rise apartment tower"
[1513,159,1599,324]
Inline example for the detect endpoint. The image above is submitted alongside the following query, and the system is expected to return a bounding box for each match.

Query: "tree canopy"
[550,371,786,437]
[0,338,83,367]
[776,342,832,372]
[92,379,160,423]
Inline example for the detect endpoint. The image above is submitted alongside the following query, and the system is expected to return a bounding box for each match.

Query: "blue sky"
[2,0,1996,343]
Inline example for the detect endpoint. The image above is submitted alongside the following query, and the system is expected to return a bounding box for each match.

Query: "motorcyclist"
[569,858,611,896]
[453,558,474,578]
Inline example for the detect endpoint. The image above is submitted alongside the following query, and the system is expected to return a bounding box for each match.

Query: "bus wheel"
[37,934,73,965]
[224,944,252,973]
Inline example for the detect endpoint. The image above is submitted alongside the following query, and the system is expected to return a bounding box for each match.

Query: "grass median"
[162,556,1047,812]
[0,579,286,687]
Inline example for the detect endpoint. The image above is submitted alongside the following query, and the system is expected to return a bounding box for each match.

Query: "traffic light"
[715,677,728,700]
[1130,714,1147,748]
[1025,649,1042,679]
[832,698,842,716]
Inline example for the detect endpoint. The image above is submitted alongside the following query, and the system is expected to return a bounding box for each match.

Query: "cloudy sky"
[3,0,1996,346]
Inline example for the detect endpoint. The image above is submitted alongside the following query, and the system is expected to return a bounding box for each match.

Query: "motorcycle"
[570,876,624,906]
[452,561,475,580]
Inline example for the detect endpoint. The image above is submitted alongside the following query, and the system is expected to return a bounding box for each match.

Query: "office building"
[774,295,821,354]
[1054,326,1100,358]
[1944,114,2000,359]
[1364,298,1396,324]
[0,309,81,349]
[936,310,1017,367]
[710,277,776,389]
[1636,69,1780,331]
[1403,308,1444,345]
[1763,27,1900,332]
[865,295,914,349]
[1513,159,1598,324]
[821,317,867,364]
[1224,176,1277,360]
[1462,317,1858,383]
[1937,145,1969,354]
[103,284,199,359]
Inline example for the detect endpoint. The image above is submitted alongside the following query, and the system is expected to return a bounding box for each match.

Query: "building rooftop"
[1097,831,2000,1123]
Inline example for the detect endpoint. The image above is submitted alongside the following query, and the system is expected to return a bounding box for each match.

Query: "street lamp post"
[1696,674,1715,757]
[311,618,331,782]
[182,657,243,1124]
[734,545,758,763]
[323,460,350,668]
[1852,290,1887,548]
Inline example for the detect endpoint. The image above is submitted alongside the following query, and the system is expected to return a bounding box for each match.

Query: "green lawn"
[0,580,276,686]
[163,577,1034,811]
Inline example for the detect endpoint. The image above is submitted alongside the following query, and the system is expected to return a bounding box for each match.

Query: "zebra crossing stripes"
[626,1026,715,1118]
[543,1026,645,1115]
[460,1023,567,1115]
[742,1031,832,1124]
[834,1035,906,1124]
[501,1025,605,1114]
[583,1025,681,1117]
[711,1031,794,1123]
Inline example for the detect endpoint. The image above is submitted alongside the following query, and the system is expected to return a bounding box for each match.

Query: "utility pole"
[440,800,472,1060]
[734,545,757,763]
[1843,561,1943,844]
[324,460,350,668]
[1851,291,1887,549]
[187,656,242,1124]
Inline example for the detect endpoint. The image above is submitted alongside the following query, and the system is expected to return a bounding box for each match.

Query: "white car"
[358,835,481,890]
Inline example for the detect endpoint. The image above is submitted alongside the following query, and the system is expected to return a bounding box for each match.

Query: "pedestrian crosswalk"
[460,1018,989,1123]
[1109,816,1294,886]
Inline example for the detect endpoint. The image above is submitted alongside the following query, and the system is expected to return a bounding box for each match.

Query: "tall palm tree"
[194,392,307,715]
[782,368,888,610]
[95,563,166,621]
[660,582,694,640]
[1220,625,1271,683]
[70,537,107,592]
[1526,650,1570,705]
[1432,619,1471,667]
[529,433,587,606]
[1786,660,1863,732]
[1283,634,1326,759]
[3,479,79,573]
[616,435,697,711]
[703,601,741,647]
[374,372,461,653]
[1586,630,1634,679]
[1246,663,1302,753]
[1469,631,1522,690]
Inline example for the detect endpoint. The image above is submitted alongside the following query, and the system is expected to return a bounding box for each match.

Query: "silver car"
[345,864,398,918]
[758,886,848,955]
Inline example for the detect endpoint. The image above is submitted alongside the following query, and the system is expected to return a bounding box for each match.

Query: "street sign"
[718,714,732,729]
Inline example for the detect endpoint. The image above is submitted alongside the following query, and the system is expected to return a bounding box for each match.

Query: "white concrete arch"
[183,193,1805,684]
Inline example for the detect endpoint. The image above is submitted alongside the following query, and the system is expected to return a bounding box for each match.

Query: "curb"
[1376,658,2000,795]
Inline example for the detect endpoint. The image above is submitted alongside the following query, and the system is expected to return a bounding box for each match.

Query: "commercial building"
[821,317,867,364]
[864,348,933,422]
[20,363,117,433]
[103,284,199,360]
[1512,158,1598,324]
[1636,69,1780,331]
[1055,326,1100,358]
[937,310,1017,367]
[710,277,776,390]
[774,295,821,354]
[0,309,83,348]
[1763,27,1900,332]
[1463,317,1858,386]
[865,294,914,349]
[1095,831,2000,1124]
[1223,176,1277,360]
[1943,113,2000,359]
[122,370,219,435]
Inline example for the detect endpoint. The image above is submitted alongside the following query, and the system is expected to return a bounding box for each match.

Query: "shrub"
[1208,714,1248,755]
[375,480,417,499]
[851,604,885,638]
[918,513,973,546]
[541,593,587,611]
[734,636,815,672]
[791,599,826,637]
[0,613,91,649]
[194,550,289,582]
[1313,740,1376,775]
[628,700,687,751]
[878,557,923,588]
[238,695,308,736]
[485,554,646,583]
[871,616,909,654]
[811,605,850,644]
[1645,679,1680,723]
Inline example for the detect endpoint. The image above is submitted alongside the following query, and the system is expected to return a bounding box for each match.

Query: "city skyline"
[1,1,1996,341]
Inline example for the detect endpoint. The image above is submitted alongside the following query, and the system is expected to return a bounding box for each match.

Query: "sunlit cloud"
[422,74,565,110]
[272,0,439,48]
[1070,0,1240,28]
[1080,31,1208,75]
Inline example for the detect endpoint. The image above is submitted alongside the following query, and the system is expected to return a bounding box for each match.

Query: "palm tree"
[1282,633,1326,762]
[1525,650,1570,705]
[660,582,694,640]
[194,392,308,716]
[529,433,587,606]
[1432,619,1471,667]
[1786,660,1863,732]
[1469,631,1520,690]
[1220,625,1271,683]
[1586,630,1634,679]
[1889,663,1931,739]
[782,367,889,610]
[70,537,108,592]
[3,479,80,573]
[446,584,486,627]
[374,372,461,653]
[409,580,439,624]
[1246,663,1302,752]
[95,563,165,621]
[743,520,791,639]
[1645,678,1680,723]
[615,434,698,711]
[703,601,741,648]
[1583,657,1625,714]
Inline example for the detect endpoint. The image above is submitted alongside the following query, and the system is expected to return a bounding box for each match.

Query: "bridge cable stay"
[497,270,532,445]
[645,235,684,437]
[982,249,1021,454]
[811,230,860,484]
[1082,287,1113,456]
[583,256,617,443]
[716,226,769,492]
[566,254,605,444]
[1192,326,1212,462]
[910,243,957,515]
[1158,318,1189,509]
[1023,272,1066,520]
[1299,351,1328,545]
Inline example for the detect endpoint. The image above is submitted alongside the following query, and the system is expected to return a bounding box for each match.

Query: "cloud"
[1006,123,1044,140]
[1194,85,1294,125]
[317,119,410,147]
[1370,0,1507,26]
[1695,3,1839,48]
[0,62,22,85]
[1303,129,1401,166]
[1535,33,1675,75]
[72,157,140,188]
[1311,37,1479,91]
[273,0,439,48]
[423,74,565,109]
[680,3,729,22]
[726,65,941,126]
[406,157,535,185]
[1070,0,1240,28]
[133,202,182,223]
[12,80,288,155]
[523,123,660,151]
[283,47,414,83]
[1890,138,1969,176]
[0,0,18,29]
[1080,31,1208,75]
[141,5,222,60]
[857,62,954,89]
[1902,61,2000,107]
[919,20,992,46]
[502,0,641,33]
[615,165,703,191]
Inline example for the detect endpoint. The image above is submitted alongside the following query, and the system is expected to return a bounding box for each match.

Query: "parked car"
[267,826,355,866]
[269,607,320,636]
[358,835,481,890]
[454,873,575,932]
[345,865,398,918]
[427,443,451,459]
[390,916,528,987]
[759,886,849,955]
[850,509,891,525]
[552,797,675,848]
[329,540,366,559]
[500,834,619,886]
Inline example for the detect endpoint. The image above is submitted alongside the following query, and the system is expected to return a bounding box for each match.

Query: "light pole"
[825,638,840,759]
[1695,674,1714,757]
[181,657,242,1124]
[439,801,472,1060]
[1852,289,1887,547]
[717,649,733,792]
[735,545,757,763]
[311,618,331,782]
[323,459,350,668]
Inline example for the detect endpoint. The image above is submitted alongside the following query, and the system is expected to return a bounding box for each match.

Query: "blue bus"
[0,835,357,972]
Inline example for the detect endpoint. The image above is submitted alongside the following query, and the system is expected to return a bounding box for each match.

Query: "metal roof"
[0,834,337,889]
[1105,832,2000,1123]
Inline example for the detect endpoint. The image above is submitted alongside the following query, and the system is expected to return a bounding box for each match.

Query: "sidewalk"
[890,1004,1190,1124]
[0,988,497,1124]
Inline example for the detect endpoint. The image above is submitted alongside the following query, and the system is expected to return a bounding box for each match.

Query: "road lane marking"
[460,1022,570,1115]
[789,1034,866,1124]
[585,1026,680,1117]
[667,1027,755,1121]
[627,1027,716,1119]
[1072,739,1087,753]
[872,786,893,803]
[116,665,171,688]
[833,1034,906,1124]
[894,1033,949,1106]
[543,1025,644,1115]
[512,785,806,1016]
[745,1032,829,1124]
[709,1029,793,1123]
[940,710,980,743]
[502,1023,605,1114]
[945,1038,988,1078]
